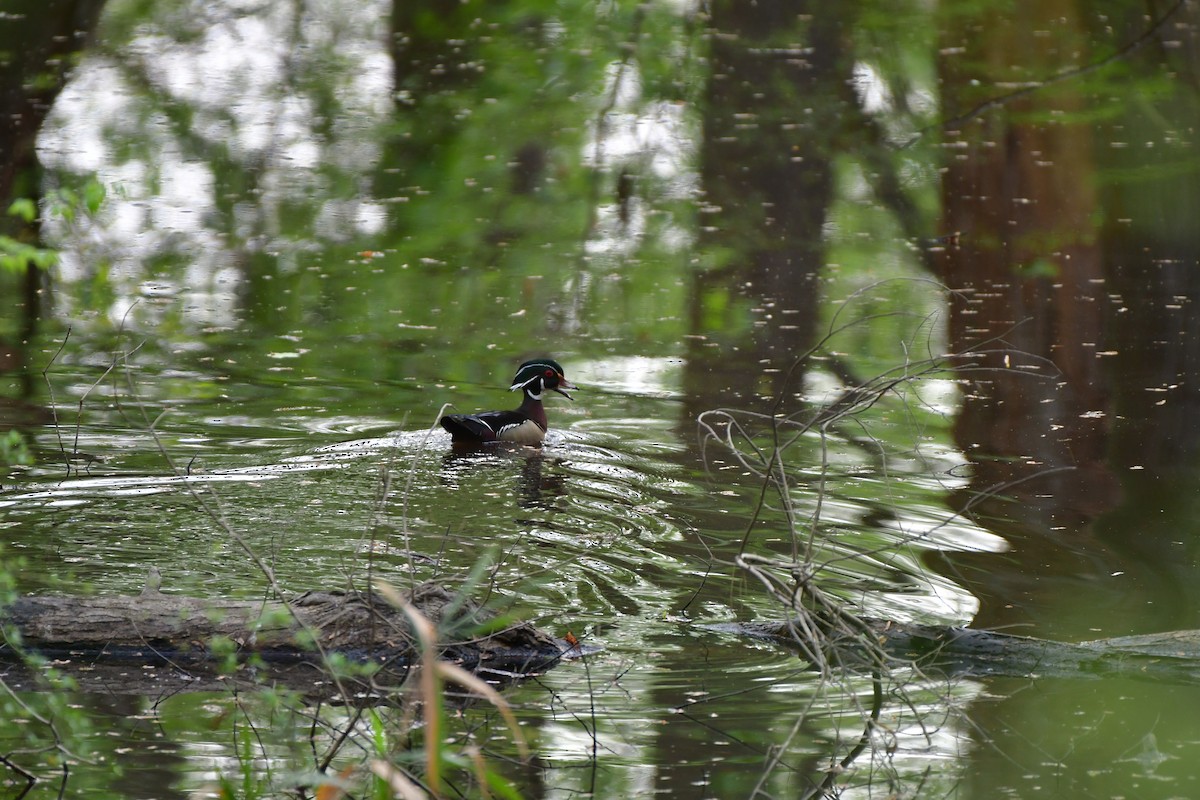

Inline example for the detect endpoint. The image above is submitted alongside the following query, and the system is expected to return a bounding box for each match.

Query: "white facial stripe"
[510,376,541,392]
[510,362,564,397]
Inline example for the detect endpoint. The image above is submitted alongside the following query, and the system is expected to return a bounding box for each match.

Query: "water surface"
[4,1,1200,798]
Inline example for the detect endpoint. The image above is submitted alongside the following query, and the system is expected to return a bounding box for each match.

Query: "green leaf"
[7,198,36,222]
[0,236,59,272]
[368,707,388,757]
[83,179,107,215]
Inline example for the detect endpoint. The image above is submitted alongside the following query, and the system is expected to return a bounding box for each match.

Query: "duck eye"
[544,369,554,377]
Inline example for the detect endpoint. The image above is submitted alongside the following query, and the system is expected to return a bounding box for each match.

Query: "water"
[2,340,989,797]
[5,0,1200,797]
[0,339,1123,798]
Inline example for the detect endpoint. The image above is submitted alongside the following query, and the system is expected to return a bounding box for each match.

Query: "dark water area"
[3,0,1200,798]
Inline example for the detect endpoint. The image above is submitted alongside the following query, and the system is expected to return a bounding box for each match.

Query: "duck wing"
[439,410,528,442]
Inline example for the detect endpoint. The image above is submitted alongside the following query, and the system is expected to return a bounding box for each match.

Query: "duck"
[439,359,576,445]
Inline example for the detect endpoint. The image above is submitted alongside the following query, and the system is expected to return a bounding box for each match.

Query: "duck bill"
[555,378,577,400]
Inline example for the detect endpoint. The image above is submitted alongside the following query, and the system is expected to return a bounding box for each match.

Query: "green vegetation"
[4,0,1200,797]
[0,180,106,274]
[0,430,33,466]
[0,200,57,274]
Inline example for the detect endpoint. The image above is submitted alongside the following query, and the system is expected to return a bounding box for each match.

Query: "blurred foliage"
[0,200,58,273]
[0,429,34,466]
[0,179,106,273]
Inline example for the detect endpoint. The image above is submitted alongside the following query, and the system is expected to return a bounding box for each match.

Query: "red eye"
[545,369,554,376]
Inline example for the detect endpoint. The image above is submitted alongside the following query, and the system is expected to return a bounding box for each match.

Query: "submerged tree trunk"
[711,618,1200,685]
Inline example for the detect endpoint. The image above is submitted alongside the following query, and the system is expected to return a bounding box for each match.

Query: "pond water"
[3,1,1200,798]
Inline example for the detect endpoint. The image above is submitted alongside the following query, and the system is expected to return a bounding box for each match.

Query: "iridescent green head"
[509,359,575,400]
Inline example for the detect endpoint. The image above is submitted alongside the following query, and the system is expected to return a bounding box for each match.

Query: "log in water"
[0,575,574,699]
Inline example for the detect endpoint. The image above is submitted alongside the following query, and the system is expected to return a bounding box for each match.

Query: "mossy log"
[0,577,575,699]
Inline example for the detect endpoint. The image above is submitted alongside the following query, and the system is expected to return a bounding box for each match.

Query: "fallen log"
[708,619,1200,684]
[0,573,576,699]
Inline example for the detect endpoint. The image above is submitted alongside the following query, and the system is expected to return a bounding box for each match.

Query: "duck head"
[509,359,576,400]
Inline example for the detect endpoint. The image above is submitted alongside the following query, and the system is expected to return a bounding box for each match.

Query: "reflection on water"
[4,0,1200,796]
[1,357,996,796]
[8,349,1200,797]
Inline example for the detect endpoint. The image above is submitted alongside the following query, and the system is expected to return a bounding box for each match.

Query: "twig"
[696,282,1054,795]
[804,668,885,800]
[40,327,70,468]
[0,753,36,800]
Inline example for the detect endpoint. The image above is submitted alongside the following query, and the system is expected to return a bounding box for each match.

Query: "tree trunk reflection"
[684,4,849,420]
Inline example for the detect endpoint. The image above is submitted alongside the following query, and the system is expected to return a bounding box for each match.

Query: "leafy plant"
[216,723,272,800]
[0,178,106,273]
[0,552,97,799]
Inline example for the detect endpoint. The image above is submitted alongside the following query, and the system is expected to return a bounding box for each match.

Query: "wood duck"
[439,359,576,445]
